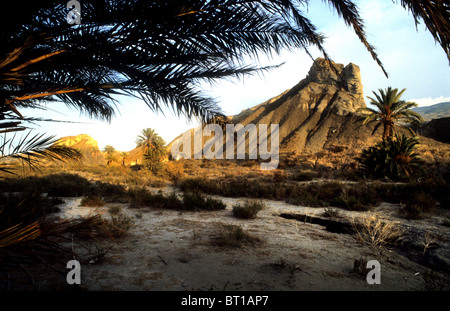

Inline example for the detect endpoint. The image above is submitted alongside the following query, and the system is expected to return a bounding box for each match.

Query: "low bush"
[212,225,261,248]
[127,187,184,210]
[0,173,93,197]
[108,205,122,215]
[293,170,318,181]
[103,214,135,238]
[399,192,437,219]
[232,200,265,219]
[182,191,226,211]
[80,195,105,207]
[309,181,343,202]
[322,208,342,218]
[286,190,325,207]
[359,135,422,180]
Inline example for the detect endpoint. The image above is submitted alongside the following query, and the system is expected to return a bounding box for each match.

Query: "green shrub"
[441,217,450,227]
[127,187,183,210]
[127,187,155,208]
[286,190,325,207]
[359,134,422,180]
[153,192,184,210]
[108,205,122,215]
[0,173,93,197]
[182,191,226,211]
[310,181,344,202]
[94,182,127,202]
[399,192,437,219]
[322,208,341,218]
[232,200,265,219]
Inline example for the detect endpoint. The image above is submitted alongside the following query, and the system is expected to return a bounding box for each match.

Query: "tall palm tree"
[120,152,128,166]
[102,145,116,165]
[136,128,166,152]
[357,87,424,140]
[136,128,166,172]
[1,0,448,129]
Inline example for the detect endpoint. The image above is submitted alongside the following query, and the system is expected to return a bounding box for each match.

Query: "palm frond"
[325,0,388,77]
[397,0,450,62]
[0,131,83,173]
[1,0,448,127]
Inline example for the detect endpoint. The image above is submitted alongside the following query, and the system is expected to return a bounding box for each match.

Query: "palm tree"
[357,87,423,140]
[102,145,116,165]
[136,128,166,171]
[121,152,129,166]
[136,128,166,152]
[359,134,421,179]
[1,0,448,130]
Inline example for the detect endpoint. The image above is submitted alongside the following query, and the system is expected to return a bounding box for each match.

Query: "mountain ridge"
[412,102,450,121]
[169,58,382,157]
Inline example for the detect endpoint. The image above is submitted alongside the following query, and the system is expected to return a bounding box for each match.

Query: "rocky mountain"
[57,134,106,165]
[169,58,384,159]
[231,58,378,153]
[412,102,450,121]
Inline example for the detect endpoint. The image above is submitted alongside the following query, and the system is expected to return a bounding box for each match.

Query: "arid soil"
[59,187,450,291]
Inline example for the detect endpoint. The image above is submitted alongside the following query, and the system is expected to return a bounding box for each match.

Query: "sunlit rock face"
[169,57,383,157]
[57,134,106,165]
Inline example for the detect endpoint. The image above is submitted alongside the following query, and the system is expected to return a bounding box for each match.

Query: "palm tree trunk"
[382,123,391,140]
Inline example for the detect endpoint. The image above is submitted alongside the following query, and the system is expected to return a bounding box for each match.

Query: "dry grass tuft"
[232,200,265,219]
[211,224,261,248]
[352,212,405,246]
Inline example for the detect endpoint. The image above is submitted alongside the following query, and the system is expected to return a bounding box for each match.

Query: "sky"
[21,0,450,151]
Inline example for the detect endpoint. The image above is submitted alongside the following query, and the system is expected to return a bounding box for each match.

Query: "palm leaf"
[0,131,83,173]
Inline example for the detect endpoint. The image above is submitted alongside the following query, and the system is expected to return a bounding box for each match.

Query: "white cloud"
[408,96,450,107]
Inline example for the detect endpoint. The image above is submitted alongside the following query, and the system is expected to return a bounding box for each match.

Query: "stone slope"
[57,134,106,165]
[169,58,382,157]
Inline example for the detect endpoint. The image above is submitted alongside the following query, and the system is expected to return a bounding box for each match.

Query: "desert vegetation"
[1,135,449,290]
[0,0,449,292]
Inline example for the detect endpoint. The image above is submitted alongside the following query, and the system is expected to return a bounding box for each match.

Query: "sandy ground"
[57,188,450,291]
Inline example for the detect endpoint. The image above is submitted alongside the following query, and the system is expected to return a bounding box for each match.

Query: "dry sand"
[58,189,450,291]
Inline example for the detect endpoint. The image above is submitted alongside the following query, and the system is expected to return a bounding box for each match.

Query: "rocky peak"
[58,134,99,149]
[57,134,106,165]
[170,58,374,156]
[305,58,365,109]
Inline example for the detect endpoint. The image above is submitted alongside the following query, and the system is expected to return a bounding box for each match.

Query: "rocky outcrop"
[229,58,380,154]
[58,134,100,149]
[169,58,450,162]
[170,58,383,158]
[57,134,106,165]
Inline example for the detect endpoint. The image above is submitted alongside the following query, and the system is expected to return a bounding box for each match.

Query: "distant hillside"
[418,117,450,144]
[412,102,450,121]
[57,134,106,165]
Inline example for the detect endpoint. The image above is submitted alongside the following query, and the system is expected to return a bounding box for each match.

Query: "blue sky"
[22,0,450,151]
